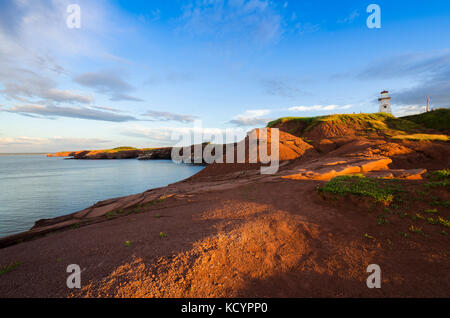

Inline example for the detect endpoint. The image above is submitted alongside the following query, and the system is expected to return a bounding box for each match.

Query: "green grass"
[425,170,450,188]
[437,216,450,227]
[409,225,423,234]
[430,200,450,208]
[402,108,450,131]
[111,146,137,151]
[377,214,390,225]
[71,222,81,229]
[106,209,125,219]
[318,175,400,205]
[0,262,22,276]
[159,232,168,238]
[267,116,317,128]
[268,111,450,141]
[392,134,449,141]
[125,240,131,247]
[424,208,438,214]
[433,169,450,180]
[266,112,434,138]
[364,233,376,241]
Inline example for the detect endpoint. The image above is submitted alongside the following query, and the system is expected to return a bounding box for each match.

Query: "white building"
[378,90,392,114]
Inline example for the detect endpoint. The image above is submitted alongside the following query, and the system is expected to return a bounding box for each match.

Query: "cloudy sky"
[1,0,449,152]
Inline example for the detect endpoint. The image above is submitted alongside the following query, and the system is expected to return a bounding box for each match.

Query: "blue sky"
[1,0,449,152]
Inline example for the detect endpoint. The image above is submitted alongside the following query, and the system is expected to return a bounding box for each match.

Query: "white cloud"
[143,110,198,123]
[0,136,111,153]
[289,105,352,112]
[3,104,140,122]
[394,105,427,117]
[229,109,272,126]
[0,0,134,106]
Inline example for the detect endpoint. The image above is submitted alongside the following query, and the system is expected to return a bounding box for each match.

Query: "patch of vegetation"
[377,214,390,225]
[159,232,168,238]
[430,200,450,208]
[111,146,138,151]
[433,169,450,180]
[106,209,125,219]
[267,116,316,128]
[318,175,401,205]
[427,217,439,225]
[409,225,423,234]
[0,262,22,276]
[425,170,450,189]
[125,240,131,247]
[392,134,449,142]
[72,222,81,229]
[267,112,431,138]
[415,213,425,220]
[424,208,439,214]
[437,216,450,227]
[268,111,450,142]
[441,230,448,236]
[402,108,450,131]
[148,196,169,206]
[364,233,375,240]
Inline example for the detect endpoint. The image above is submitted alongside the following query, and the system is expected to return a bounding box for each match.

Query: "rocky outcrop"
[138,143,215,164]
[138,147,172,160]
[47,149,144,159]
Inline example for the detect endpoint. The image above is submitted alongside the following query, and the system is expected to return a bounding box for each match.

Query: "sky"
[0,0,449,152]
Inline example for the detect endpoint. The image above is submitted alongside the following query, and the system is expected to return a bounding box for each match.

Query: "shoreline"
[0,156,205,242]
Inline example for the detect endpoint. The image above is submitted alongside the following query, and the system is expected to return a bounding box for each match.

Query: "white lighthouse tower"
[378,90,392,114]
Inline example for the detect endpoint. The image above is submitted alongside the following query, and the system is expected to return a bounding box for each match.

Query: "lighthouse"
[378,90,392,114]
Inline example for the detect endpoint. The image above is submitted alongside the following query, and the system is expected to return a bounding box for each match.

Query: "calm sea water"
[0,155,204,238]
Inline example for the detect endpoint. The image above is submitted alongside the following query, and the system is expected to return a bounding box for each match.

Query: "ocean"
[0,155,204,238]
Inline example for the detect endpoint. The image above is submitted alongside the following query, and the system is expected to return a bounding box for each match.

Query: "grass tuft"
[0,262,22,276]
[318,175,400,205]
[392,134,449,141]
